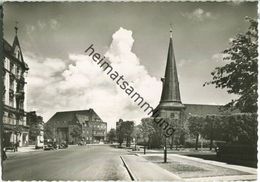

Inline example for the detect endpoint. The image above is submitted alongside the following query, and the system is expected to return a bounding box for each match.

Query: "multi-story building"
[45,109,107,144]
[2,26,29,147]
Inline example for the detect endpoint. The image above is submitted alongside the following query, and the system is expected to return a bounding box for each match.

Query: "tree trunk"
[210,138,213,150]
[209,122,213,150]
[195,134,199,150]
[170,136,174,150]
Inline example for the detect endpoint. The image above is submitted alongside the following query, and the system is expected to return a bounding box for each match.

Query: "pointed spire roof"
[11,24,29,70]
[159,29,184,109]
[12,23,21,50]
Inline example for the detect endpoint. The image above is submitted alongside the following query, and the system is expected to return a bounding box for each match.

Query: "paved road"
[2,145,131,181]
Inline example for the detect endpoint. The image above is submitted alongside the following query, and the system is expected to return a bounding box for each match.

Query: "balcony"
[3,116,16,125]
[15,91,25,99]
[93,131,105,137]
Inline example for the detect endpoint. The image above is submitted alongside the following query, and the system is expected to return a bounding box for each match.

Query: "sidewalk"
[6,145,39,154]
[121,154,181,181]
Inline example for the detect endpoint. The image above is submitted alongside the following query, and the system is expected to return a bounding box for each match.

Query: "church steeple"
[159,28,184,109]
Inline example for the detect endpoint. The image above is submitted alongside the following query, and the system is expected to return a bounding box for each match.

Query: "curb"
[120,156,137,181]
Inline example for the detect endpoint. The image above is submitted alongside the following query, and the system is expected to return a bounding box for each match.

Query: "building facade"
[45,109,107,144]
[2,27,29,147]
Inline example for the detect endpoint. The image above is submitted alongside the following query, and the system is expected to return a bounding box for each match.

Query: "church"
[144,29,237,143]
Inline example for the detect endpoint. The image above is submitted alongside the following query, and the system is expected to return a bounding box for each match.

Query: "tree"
[202,115,225,150]
[188,116,205,150]
[204,17,258,113]
[203,114,257,146]
[107,128,117,143]
[140,119,156,148]
[131,125,142,143]
[116,120,134,147]
[171,123,187,150]
[70,125,82,144]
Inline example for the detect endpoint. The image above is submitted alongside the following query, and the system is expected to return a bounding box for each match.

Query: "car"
[78,141,83,146]
[43,139,57,150]
[59,142,68,149]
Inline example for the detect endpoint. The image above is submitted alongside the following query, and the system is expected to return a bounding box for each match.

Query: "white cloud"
[25,27,162,129]
[183,8,214,21]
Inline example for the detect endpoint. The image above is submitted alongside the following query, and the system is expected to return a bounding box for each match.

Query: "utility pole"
[164,136,167,163]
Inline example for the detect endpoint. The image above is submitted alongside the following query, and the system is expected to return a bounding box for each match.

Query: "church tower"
[154,29,185,120]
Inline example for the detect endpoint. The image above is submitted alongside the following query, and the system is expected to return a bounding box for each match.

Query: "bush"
[183,140,218,149]
[216,144,257,161]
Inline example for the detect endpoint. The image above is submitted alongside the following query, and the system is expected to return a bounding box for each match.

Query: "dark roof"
[47,109,103,124]
[3,39,12,53]
[3,37,29,70]
[160,36,182,104]
[183,103,239,116]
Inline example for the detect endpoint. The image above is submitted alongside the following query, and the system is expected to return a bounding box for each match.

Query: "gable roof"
[3,37,29,70]
[46,109,103,125]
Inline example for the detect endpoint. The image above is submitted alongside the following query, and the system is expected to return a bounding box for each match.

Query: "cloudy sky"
[3,2,257,129]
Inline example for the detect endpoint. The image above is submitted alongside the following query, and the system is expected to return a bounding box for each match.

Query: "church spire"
[15,21,18,35]
[159,28,183,106]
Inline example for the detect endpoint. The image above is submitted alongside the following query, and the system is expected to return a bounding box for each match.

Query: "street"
[2,145,131,181]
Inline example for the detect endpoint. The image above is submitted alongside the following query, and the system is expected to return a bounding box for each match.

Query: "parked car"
[59,142,68,149]
[78,141,84,146]
[43,139,57,150]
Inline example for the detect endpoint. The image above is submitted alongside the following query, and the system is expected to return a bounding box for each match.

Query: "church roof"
[159,32,184,109]
[183,103,239,116]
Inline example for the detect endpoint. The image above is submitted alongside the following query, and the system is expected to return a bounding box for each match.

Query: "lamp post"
[164,136,167,163]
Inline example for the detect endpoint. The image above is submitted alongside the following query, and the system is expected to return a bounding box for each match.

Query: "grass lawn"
[143,155,250,178]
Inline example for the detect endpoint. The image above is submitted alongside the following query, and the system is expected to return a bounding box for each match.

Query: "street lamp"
[164,136,167,163]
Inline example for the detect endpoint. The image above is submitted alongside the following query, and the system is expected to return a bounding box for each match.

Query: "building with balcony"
[45,109,107,144]
[3,26,29,147]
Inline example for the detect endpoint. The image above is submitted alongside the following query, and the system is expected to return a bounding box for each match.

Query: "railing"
[3,116,15,125]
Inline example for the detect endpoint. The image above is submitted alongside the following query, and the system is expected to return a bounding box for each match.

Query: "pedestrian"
[2,147,7,161]
[15,141,19,152]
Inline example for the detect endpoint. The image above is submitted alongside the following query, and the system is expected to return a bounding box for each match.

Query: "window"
[9,93,14,107]
[10,62,14,73]
[4,58,7,69]
[16,67,20,78]
[9,77,14,91]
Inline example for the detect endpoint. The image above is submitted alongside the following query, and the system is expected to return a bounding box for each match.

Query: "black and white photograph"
[0,1,258,181]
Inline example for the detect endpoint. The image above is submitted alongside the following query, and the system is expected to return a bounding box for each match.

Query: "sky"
[3,2,258,129]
